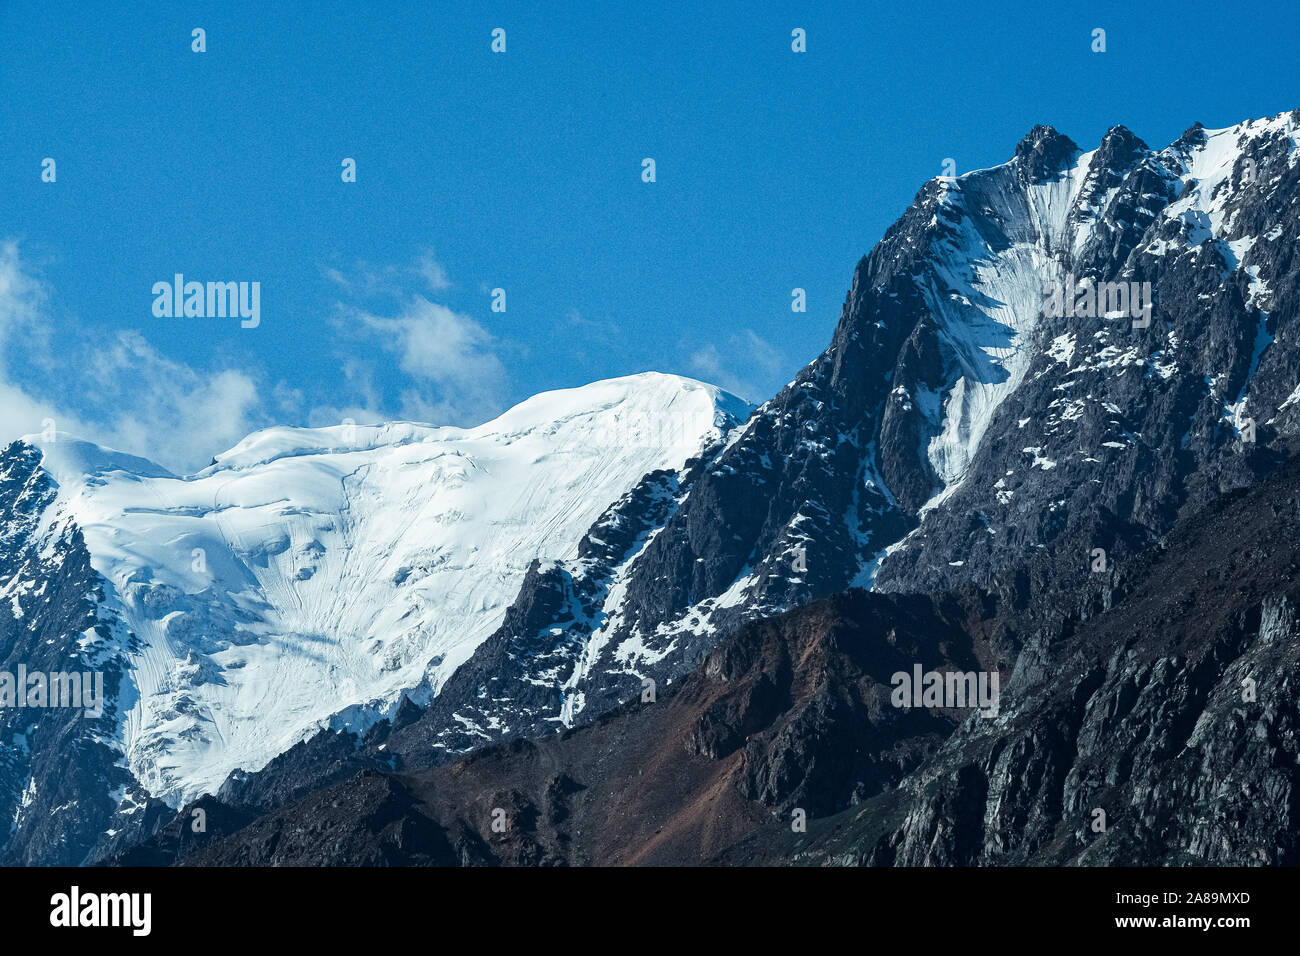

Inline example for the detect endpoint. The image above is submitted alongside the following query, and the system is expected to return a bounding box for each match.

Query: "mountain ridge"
[7,108,1300,866]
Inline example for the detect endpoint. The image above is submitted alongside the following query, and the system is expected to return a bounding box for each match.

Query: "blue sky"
[1,0,1297,471]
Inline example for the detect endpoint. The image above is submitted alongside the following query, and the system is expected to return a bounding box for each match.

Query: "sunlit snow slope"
[28,373,747,802]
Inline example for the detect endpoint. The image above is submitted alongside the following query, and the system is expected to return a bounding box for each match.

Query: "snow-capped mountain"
[0,373,746,861]
[7,108,1300,867]
[342,109,1300,769]
[185,109,1297,866]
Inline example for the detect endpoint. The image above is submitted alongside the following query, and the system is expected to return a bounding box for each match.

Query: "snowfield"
[27,372,748,802]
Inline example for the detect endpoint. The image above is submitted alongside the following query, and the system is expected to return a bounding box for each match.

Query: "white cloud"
[78,332,263,470]
[0,379,64,445]
[304,358,394,429]
[415,249,451,291]
[0,243,510,473]
[688,329,790,402]
[0,242,62,439]
[0,241,267,474]
[342,296,507,426]
[322,249,452,296]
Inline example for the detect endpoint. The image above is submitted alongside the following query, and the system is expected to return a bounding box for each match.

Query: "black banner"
[0,865,1284,943]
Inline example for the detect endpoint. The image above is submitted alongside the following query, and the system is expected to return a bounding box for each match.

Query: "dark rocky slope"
[134,586,994,866]
[0,442,138,865]
[122,450,1300,866]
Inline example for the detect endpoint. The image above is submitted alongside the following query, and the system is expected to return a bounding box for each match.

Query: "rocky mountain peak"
[1013,124,1080,182]
[1094,124,1148,169]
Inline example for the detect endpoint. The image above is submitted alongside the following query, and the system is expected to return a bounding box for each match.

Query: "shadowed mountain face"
[118,450,1300,867]
[120,587,999,866]
[0,445,137,866]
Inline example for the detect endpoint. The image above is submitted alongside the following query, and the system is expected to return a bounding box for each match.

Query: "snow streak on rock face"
[23,373,747,802]
[879,111,1300,592]
[918,126,1095,492]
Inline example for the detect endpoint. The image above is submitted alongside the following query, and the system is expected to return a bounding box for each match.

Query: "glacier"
[24,372,748,802]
